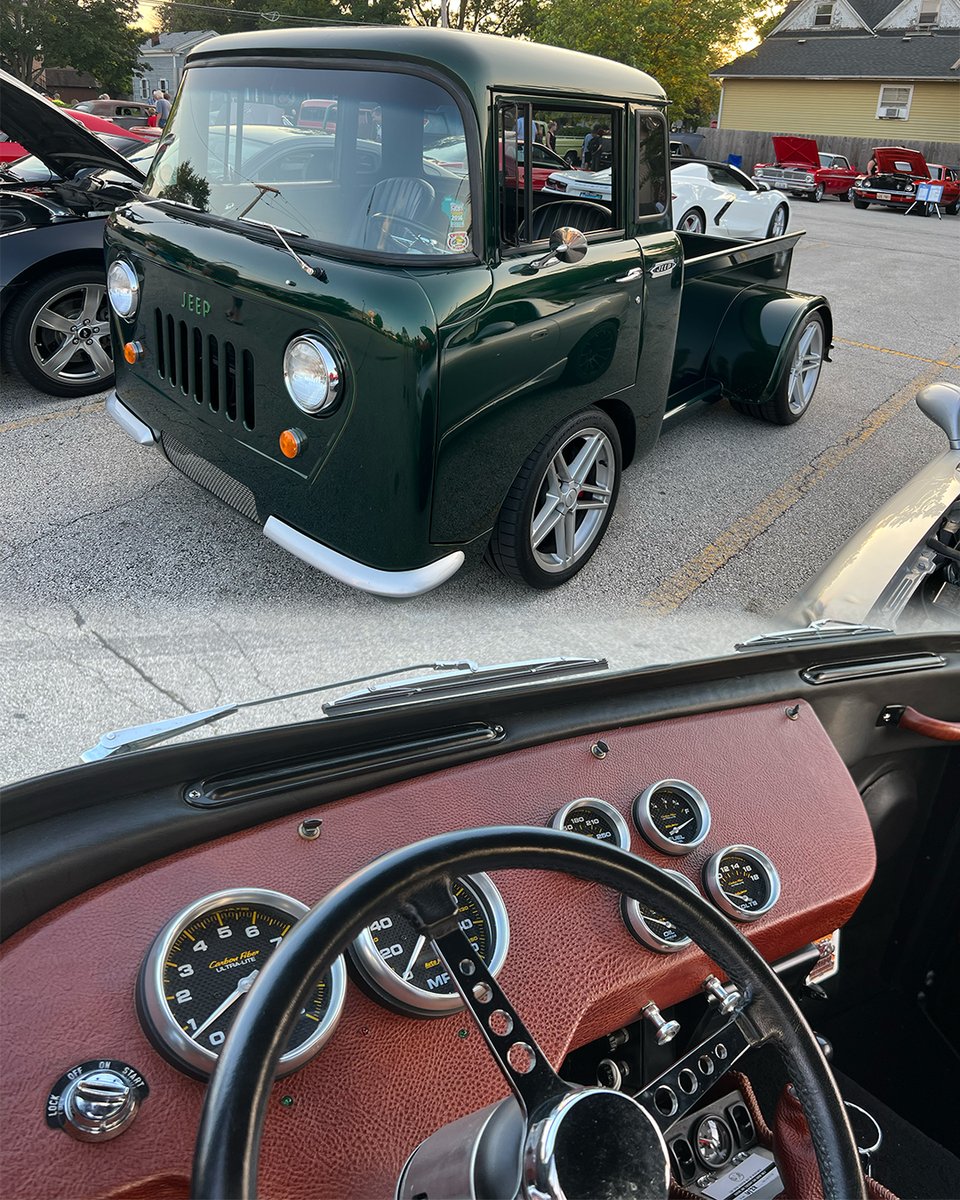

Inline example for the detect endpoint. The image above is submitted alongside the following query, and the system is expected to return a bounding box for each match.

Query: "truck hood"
[0,70,145,183]
[873,146,929,178]
[772,135,820,169]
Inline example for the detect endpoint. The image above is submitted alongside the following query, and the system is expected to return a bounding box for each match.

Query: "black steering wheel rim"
[191,825,865,1200]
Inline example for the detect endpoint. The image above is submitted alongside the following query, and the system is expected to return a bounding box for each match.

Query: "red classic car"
[0,105,152,164]
[752,135,859,202]
[853,147,960,215]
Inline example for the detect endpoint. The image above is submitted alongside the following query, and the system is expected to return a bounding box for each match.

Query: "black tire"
[676,208,705,234]
[1,266,113,398]
[810,183,825,203]
[946,199,960,216]
[487,407,622,588]
[838,187,852,202]
[730,311,826,426]
[853,198,869,210]
[765,203,788,238]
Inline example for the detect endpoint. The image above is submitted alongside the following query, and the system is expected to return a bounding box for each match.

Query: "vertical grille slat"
[145,307,255,427]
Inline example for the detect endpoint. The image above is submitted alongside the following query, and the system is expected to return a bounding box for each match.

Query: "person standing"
[154,89,172,129]
[547,121,557,151]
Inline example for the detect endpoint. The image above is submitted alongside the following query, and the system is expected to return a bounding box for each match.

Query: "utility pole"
[440,0,450,27]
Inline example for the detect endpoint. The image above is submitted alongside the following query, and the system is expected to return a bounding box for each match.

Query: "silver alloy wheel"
[28,282,112,387]
[677,210,704,234]
[529,427,615,573]
[786,321,824,416]
[769,205,787,236]
[812,183,824,202]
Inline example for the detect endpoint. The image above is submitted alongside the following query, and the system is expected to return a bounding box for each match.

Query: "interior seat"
[359,176,437,250]
[521,199,612,242]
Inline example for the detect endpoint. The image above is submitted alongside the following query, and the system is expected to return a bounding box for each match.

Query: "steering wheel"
[367,212,445,252]
[191,827,865,1199]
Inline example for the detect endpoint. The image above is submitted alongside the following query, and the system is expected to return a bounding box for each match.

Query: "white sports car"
[543,159,791,240]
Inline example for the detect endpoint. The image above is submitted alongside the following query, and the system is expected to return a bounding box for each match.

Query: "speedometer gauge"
[633,780,711,855]
[703,846,781,921]
[137,888,346,1078]
[621,869,700,953]
[349,873,509,1017]
[550,797,631,850]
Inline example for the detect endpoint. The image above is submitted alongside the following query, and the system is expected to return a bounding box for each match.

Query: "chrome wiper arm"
[734,619,892,652]
[80,661,493,762]
[239,212,325,281]
[322,656,608,716]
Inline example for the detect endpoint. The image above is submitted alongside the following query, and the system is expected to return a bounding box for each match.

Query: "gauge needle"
[191,970,260,1038]
[671,818,694,834]
[400,935,426,981]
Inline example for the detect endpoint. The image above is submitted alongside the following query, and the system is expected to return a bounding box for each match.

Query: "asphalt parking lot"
[2,199,958,783]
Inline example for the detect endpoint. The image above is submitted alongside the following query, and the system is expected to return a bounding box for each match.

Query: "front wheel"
[676,208,705,234]
[766,203,788,238]
[731,312,826,426]
[853,198,869,210]
[487,408,622,588]
[1,266,114,398]
[811,183,825,203]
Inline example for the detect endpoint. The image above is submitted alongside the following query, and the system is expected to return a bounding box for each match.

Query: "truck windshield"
[142,64,475,260]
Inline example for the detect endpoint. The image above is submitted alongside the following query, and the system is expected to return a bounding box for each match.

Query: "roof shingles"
[714,32,960,78]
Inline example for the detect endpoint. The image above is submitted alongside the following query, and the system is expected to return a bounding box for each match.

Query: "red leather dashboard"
[0,699,876,1199]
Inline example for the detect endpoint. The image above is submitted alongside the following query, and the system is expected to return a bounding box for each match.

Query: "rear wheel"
[946,198,960,216]
[2,267,113,398]
[839,187,852,202]
[676,208,705,234]
[487,408,622,588]
[810,183,825,202]
[766,203,788,238]
[731,312,825,426]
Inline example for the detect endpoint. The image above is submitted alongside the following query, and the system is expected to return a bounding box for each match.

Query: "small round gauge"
[633,780,711,855]
[137,888,346,1078]
[621,869,700,953]
[704,845,781,921]
[349,873,508,1017]
[695,1115,734,1169]
[550,797,631,851]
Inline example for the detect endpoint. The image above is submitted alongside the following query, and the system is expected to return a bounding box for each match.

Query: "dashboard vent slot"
[800,653,945,685]
[184,722,504,808]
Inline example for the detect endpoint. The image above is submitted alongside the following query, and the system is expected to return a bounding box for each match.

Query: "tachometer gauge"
[137,888,346,1078]
[621,869,700,953]
[703,845,781,921]
[633,780,711,855]
[550,797,631,850]
[349,873,508,1017]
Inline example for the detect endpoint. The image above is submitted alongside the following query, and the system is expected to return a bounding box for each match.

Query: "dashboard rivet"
[591,739,609,759]
[456,1028,469,1040]
[298,818,323,840]
[280,1095,295,1108]
[785,704,801,720]
[186,789,201,799]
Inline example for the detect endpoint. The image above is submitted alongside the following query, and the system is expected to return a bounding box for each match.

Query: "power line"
[136,0,383,26]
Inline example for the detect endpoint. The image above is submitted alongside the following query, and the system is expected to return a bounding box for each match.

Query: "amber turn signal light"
[279,428,306,459]
[123,341,144,364]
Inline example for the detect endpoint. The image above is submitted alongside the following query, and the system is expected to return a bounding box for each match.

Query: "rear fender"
[706,289,832,404]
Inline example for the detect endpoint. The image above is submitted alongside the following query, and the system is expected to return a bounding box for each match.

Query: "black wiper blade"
[734,619,892,651]
[322,657,608,715]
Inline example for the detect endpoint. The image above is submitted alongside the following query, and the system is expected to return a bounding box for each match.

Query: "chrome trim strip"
[263,515,465,597]
[350,873,509,1016]
[139,887,346,1078]
[105,390,156,446]
[800,653,946,685]
[549,797,631,852]
[621,869,700,953]
[703,845,781,922]
[633,779,711,856]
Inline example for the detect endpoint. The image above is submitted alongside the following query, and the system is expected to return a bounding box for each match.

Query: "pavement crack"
[70,607,191,712]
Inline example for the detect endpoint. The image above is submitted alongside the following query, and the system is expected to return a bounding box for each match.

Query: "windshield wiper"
[79,656,607,762]
[734,619,892,651]
[240,207,325,281]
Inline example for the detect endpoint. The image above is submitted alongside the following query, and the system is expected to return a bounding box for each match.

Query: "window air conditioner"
[880,107,903,118]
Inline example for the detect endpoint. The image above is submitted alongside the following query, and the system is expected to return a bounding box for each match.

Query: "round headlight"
[283,336,342,415]
[107,259,140,318]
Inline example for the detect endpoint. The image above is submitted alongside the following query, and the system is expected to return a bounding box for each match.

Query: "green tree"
[534,0,770,124]
[407,0,540,35]
[1,0,146,95]
[157,0,405,36]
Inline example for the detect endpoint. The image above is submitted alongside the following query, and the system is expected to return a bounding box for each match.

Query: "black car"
[0,71,146,398]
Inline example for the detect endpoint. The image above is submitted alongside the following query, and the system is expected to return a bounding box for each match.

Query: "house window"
[917,0,940,25]
[813,3,833,26]
[158,78,169,93]
[876,85,913,120]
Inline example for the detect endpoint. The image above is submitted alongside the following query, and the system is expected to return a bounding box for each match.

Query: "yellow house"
[713,0,960,145]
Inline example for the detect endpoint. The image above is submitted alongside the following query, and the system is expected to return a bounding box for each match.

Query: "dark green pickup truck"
[105,28,831,596]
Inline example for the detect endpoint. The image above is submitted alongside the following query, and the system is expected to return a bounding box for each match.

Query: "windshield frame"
[142,56,484,269]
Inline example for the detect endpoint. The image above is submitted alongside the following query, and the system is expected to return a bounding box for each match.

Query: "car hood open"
[0,70,145,183]
[771,135,820,169]
[873,146,929,178]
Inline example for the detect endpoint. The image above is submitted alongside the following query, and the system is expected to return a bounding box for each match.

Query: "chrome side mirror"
[528,226,589,273]
[917,382,960,449]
